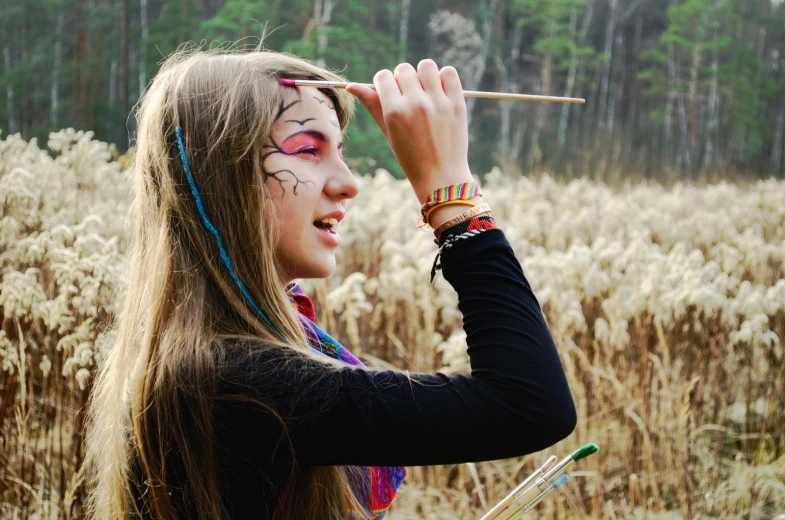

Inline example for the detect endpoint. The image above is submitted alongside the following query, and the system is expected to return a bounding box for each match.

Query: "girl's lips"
[314,224,341,246]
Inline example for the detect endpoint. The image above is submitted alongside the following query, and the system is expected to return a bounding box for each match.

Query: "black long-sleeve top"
[213,228,577,518]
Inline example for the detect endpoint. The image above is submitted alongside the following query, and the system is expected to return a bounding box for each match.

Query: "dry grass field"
[1,129,784,519]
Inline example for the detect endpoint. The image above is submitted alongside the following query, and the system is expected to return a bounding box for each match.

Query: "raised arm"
[218,228,576,468]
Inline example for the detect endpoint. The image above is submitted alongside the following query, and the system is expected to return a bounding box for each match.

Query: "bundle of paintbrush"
[479,443,599,520]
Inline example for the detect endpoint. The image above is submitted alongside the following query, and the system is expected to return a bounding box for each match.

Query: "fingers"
[349,62,464,144]
[345,82,388,138]
[373,62,459,107]
[372,69,406,127]
[417,59,445,97]
[373,69,402,104]
[393,62,423,97]
[439,66,463,101]
[345,82,377,109]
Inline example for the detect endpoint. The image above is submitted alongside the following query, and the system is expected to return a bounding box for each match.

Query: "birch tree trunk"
[89,0,107,131]
[598,0,618,131]
[664,45,675,164]
[140,0,149,97]
[314,0,335,68]
[398,0,410,63]
[606,32,623,134]
[569,0,595,148]
[771,59,785,174]
[3,47,14,133]
[678,95,690,170]
[50,14,64,127]
[109,60,118,105]
[120,0,130,144]
[627,15,642,132]
[557,8,579,147]
[130,44,138,104]
[529,24,554,172]
[466,0,499,128]
[703,47,719,170]
[497,25,523,175]
[771,96,784,174]
[21,16,29,135]
[687,38,701,165]
[73,0,88,125]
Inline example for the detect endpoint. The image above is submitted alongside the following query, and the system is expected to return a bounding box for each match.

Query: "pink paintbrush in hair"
[279,78,584,104]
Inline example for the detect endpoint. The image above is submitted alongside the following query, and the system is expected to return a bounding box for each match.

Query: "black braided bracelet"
[435,214,497,247]
[430,215,497,283]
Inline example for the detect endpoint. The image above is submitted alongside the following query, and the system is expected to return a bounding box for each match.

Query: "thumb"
[345,83,388,138]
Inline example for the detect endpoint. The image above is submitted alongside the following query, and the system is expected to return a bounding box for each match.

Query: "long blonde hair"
[86,43,374,519]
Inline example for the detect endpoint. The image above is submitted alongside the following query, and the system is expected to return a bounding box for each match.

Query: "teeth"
[319,218,338,227]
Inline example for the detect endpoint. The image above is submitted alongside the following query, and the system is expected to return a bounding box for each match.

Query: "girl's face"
[263,86,360,284]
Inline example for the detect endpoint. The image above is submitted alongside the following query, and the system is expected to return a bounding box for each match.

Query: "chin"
[298,259,336,280]
[313,263,336,279]
[278,250,336,281]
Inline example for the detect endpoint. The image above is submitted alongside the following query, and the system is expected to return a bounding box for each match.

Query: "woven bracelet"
[430,215,498,283]
[420,181,482,221]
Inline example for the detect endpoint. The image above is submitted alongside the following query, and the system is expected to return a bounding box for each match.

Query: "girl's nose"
[326,158,360,200]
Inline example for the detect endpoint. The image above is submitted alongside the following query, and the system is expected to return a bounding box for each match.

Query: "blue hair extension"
[175,126,283,341]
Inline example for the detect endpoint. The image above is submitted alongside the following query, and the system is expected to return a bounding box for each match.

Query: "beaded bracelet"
[420,182,482,222]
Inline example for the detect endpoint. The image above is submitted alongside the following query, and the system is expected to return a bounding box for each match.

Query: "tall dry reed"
[1,130,784,519]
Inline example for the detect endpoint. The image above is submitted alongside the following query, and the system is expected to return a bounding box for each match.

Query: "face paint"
[262,87,359,284]
[279,130,327,157]
[284,117,317,126]
[261,100,314,198]
[312,96,335,110]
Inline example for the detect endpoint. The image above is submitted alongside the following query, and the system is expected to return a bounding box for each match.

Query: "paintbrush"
[279,78,585,104]
[479,455,558,520]
[522,474,569,513]
[487,443,599,520]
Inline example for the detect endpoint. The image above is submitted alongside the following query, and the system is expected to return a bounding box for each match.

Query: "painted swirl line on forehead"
[275,99,301,122]
[261,97,315,200]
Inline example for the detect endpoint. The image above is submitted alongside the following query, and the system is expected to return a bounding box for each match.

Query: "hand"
[345,60,474,203]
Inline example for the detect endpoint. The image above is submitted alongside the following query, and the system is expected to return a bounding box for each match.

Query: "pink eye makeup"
[281,129,344,159]
[281,133,321,156]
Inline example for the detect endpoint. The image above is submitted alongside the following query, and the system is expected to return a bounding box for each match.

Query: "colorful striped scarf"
[282,282,407,518]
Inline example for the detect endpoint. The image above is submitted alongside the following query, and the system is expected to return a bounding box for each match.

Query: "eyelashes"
[296,147,345,159]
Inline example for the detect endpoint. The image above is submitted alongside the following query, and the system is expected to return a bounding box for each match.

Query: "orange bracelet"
[416,200,479,228]
[424,200,479,224]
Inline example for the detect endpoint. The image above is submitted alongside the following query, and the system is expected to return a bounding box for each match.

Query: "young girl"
[86,47,577,520]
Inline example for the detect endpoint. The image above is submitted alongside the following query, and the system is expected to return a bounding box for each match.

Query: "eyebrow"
[283,129,343,149]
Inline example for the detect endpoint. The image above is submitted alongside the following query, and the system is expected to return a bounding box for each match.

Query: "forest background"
[2,0,785,181]
[2,0,785,519]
